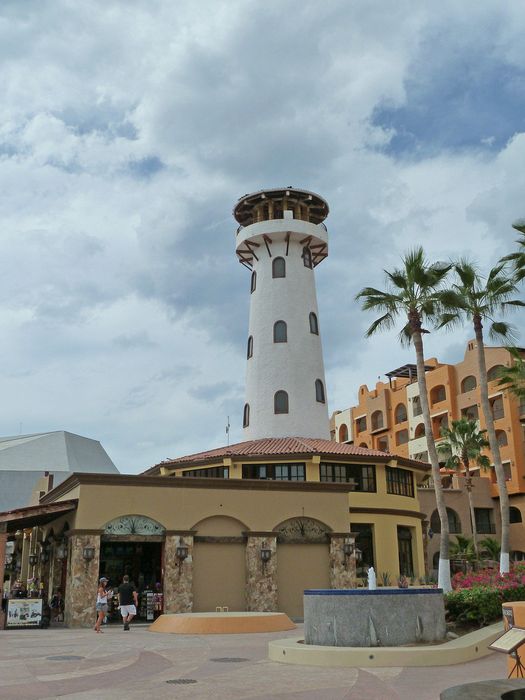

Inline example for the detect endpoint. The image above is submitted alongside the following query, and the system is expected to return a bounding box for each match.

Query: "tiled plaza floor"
[0,623,509,700]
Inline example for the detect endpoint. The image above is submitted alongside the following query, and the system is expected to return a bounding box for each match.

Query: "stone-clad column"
[163,533,194,613]
[245,533,278,611]
[64,534,101,628]
[329,533,357,589]
[0,524,7,629]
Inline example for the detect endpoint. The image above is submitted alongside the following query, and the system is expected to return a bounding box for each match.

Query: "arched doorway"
[274,517,331,619]
[100,515,165,621]
[192,516,246,612]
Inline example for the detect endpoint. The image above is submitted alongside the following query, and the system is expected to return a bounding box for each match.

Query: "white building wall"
[334,408,353,442]
[240,225,330,440]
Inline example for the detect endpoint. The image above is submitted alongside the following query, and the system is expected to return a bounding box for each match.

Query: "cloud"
[0,1,523,472]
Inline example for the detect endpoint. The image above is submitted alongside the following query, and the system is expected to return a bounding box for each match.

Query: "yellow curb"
[268,622,503,667]
[150,611,296,635]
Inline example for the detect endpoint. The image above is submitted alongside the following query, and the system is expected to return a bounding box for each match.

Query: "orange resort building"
[331,341,525,569]
[0,437,430,626]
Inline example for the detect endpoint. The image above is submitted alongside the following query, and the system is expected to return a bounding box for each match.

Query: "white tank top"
[97,590,108,604]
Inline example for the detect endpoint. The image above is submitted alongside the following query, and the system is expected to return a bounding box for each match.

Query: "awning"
[0,500,78,533]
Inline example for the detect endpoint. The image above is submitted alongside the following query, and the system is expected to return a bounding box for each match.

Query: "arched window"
[496,430,508,447]
[250,271,256,293]
[315,379,325,403]
[274,390,289,414]
[309,312,319,335]
[359,442,368,448]
[338,424,348,442]
[243,403,250,428]
[371,410,384,431]
[303,247,313,269]
[487,364,505,382]
[247,336,253,359]
[430,507,462,534]
[510,507,523,524]
[414,423,425,438]
[430,385,446,405]
[394,403,407,424]
[273,320,287,343]
[461,375,477,393]
[396,429,409,445]
[491,396,504,420]
[272,257,286,278]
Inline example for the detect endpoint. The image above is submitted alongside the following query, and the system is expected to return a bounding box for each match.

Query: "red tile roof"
[144,437,429,474]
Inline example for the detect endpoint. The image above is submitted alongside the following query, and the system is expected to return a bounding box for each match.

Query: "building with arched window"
[330,340,525,571]
[0,188,435,629]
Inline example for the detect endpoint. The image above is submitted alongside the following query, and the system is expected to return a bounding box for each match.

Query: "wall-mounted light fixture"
[428,528,434,540]
[176,541,189,575]
[260,547,272,563]
[82,545,95,562]
[28,553,39,567]
[343,539,362,565]
[55,540,67,561]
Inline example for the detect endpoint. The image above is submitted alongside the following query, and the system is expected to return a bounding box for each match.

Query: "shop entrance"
[99,540,163,622]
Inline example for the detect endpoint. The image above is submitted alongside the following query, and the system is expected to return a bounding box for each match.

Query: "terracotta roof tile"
[144,437,429,473]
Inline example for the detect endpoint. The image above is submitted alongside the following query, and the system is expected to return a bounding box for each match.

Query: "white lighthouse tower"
[234,187,330,440]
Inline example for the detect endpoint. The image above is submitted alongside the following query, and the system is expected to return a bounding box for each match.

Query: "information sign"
[6,599,43,628]
[489,627,525,653]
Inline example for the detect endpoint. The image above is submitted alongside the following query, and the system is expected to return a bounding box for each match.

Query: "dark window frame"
[243,403,250,428]
[315,379,325,403]
[247,335,253,359]
[274,390,289,414]
[385,466,414,498]
[302,246,313,269]
[242,462,305,481]
[273,320,287,343]
[272,257,286,278]
[181,466,229,479]
[250,271,256,293]
[309,312,319,335]
[320,462,376,492]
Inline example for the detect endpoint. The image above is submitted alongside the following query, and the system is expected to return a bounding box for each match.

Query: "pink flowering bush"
[445,564,525,627]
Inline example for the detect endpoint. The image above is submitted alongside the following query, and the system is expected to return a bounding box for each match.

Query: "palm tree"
[500,220,525,282]
[356,247,453,591]
[497,347,525,401]
[439,260,525,573]
[479,537,501,563]
[437,418,490,558]
[449,535,476,563]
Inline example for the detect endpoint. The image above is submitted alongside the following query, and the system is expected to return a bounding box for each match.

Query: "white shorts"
[120,604,137,617]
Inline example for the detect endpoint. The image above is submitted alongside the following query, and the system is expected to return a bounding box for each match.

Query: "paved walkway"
[0,623,508,699]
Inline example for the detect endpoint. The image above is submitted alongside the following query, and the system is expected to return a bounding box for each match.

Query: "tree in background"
[356,247,453,591]
[437,418,490,558]
[439,260,525,573]
[497,347,525,401]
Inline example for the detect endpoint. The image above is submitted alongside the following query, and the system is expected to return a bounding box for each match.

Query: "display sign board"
[489,627,525,654]
[6,599,43,628]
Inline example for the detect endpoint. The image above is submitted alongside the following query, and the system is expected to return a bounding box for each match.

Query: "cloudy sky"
[1,1,524,473]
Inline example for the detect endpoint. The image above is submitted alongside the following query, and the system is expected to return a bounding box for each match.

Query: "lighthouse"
[234,187,330,440]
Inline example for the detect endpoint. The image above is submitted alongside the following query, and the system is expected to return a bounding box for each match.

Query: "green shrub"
[445,584,525,627]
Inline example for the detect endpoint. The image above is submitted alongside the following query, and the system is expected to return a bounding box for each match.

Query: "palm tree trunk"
[474,318,510,573]
[412,323,451,591]
[462,451,479,558]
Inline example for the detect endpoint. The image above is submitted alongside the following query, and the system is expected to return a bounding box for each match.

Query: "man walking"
[118,575,138,631]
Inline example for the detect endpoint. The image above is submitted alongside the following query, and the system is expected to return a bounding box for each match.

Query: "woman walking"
[94,577,111,633]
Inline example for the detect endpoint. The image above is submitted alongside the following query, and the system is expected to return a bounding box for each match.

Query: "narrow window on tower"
[309,312,319,335]
[272,257,286,278]
[273,320,287,343]
[303,246,313,269]
[247,335,253,359]
[250,271,256,293]
[274,390,289,414]
[243,403,250,427]
[315,379,325,403]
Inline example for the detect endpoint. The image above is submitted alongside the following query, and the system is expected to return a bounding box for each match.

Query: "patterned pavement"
[0,623,508,699]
